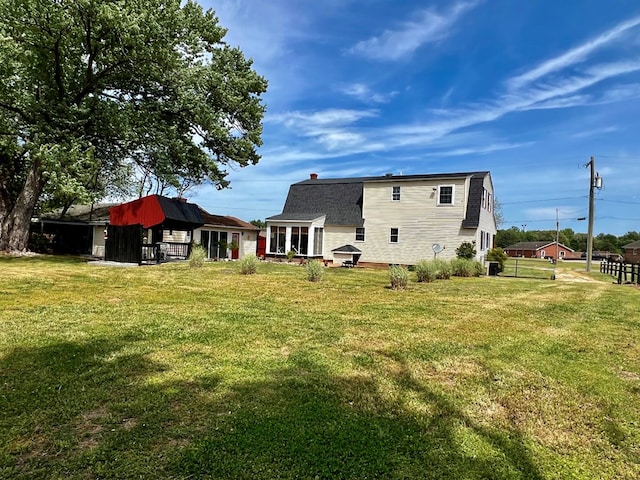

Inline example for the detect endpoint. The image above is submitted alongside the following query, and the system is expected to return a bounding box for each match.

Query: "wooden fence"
[600,259,640,285]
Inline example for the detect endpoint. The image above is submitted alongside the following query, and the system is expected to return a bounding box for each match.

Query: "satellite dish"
[432,243,442,253]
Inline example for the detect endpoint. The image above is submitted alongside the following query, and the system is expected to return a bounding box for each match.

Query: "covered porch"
[107,195,204,264]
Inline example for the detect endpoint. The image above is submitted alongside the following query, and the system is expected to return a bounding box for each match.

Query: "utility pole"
[585,157,595,272]
[555,208,559,259]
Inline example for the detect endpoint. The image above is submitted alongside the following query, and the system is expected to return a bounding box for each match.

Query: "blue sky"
[190,0,640,236]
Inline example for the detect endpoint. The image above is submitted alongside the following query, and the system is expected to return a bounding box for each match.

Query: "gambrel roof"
[268,171,491,228]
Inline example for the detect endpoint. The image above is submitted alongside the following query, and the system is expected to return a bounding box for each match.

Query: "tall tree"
[0,0,267,251]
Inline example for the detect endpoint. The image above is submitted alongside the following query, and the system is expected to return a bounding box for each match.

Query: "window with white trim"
[390,228,399,243]
[355,227,365,242]
[438,185,454,205]
[392,186,401,201]
[313,227,324,255]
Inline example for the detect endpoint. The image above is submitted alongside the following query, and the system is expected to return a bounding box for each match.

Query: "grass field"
[0,255,639,479]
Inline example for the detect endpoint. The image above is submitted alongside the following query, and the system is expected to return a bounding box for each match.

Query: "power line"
[500,195,586,205]
[597,198,640,205]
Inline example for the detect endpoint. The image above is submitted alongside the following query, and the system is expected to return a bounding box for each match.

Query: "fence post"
[618,263,623,284]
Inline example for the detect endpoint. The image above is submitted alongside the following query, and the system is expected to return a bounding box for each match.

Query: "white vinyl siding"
[361,179,470,264]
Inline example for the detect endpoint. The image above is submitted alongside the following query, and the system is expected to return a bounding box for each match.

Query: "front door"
[231,233,240,260]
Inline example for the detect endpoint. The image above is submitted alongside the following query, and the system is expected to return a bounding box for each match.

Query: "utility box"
[487,262,499,276]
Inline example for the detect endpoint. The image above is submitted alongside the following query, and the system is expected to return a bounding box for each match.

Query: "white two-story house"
[266,171,497,266]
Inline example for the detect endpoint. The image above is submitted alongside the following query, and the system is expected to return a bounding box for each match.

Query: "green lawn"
[1,256,638,479]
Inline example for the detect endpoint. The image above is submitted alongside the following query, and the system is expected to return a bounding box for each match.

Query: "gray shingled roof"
[461,173,487,228]
[268,181,364,226]
[623,240,640,249]
[268,171,491,227]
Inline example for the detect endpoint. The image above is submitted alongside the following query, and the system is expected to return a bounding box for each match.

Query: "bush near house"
[456,241,477,259]
[240,254,259,275]
[487,247,508,272]
[305,259,323,282]
[414,260,437,283]
[434,259,452,279]
[188,244,207,268]
[451,258,484,277]
[389,264,409,289]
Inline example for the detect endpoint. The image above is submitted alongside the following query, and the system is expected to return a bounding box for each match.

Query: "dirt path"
[555,269,605,283]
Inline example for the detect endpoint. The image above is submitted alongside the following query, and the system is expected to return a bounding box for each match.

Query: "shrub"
[415,260,437,283]
[486,247,508,272]
[456,241,476,259]
[433,259,452,279]
[306,259,323,282]
[286,250,296,262]
[389,264,409,290]
[188,244,207,268]
[451,258,483,277]
[239,254,259,275]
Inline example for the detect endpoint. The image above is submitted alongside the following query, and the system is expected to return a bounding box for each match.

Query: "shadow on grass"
[0,337,544,479]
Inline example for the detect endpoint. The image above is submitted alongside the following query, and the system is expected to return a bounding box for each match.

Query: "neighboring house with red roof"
[266,171,497,266]
[504,241,574,259]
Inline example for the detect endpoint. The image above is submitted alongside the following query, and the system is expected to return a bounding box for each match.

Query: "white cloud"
[507,16,640,90]
[270,108,378,128]
[348,1,480,61]
[339,83,398,104]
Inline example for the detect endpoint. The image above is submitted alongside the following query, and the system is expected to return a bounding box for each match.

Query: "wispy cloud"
[269,108,378,128]
[507,16,640,90]
[424,142,535,157]
[348,1,480,61]
[571,126,619,139]
[339,83,398,104]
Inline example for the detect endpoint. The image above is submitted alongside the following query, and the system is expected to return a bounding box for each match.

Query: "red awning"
[109,195,204,230]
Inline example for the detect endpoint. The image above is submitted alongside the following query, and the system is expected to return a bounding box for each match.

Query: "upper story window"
[391,186,401,201]
[438,185,454,205]
[355,227,365,242]
[390,228,399,243]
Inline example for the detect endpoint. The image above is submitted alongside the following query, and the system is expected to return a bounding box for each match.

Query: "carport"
[106,195,204,264]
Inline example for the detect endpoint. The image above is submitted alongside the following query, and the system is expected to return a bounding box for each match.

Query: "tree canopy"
[0,0,267,251]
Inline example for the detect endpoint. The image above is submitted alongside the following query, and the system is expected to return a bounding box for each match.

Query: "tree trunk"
[0,162,45,252]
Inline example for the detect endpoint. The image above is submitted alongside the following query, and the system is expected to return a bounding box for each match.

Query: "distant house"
[504,241,574,259]
[622,240,640,263]
[266,171,497,266]
[31,204,114,257]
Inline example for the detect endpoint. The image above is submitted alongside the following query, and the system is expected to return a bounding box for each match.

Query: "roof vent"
[310,173,318,180]
[385,173,393,177]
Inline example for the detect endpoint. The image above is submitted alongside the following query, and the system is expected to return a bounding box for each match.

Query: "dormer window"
[392,186,401,201]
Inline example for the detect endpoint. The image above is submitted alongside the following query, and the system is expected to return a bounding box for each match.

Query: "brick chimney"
[310,173,318,180]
